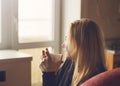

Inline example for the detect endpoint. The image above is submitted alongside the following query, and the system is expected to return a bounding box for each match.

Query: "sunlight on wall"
[19,47,52,86]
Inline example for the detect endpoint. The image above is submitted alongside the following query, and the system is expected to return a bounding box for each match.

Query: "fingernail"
[46,48,48,51]
[42,50,45,55]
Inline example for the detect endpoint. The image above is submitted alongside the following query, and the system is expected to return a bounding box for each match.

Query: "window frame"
[0,0,12,49]
[0,0,61,53]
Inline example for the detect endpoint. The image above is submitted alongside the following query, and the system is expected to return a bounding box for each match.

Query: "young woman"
[39,18,107,86]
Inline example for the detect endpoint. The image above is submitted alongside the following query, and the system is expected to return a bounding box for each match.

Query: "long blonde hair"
[67,18,106,86]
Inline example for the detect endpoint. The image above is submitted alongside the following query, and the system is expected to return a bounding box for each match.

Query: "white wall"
[61,0,81,44]
[1,0,12,49]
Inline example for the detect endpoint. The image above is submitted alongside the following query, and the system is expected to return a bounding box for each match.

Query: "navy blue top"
[42,59,106,86]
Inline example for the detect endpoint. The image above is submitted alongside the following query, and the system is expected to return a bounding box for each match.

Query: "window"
[11,0,60,53]
[0,0,60,86]
[18,0,54,43]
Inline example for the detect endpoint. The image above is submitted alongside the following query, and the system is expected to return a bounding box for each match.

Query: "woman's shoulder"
[57,59,74,73]
[61,59,73,68]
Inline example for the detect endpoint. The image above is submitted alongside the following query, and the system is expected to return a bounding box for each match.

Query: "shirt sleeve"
[42,72,56,86]
[42,59,72,86]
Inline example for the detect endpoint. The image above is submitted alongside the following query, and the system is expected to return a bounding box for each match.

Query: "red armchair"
[81,68,120,86]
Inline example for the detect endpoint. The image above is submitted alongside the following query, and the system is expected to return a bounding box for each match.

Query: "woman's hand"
[39,48,63,72]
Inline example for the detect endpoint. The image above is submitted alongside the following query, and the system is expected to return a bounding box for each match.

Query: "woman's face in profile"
[61,34,71,58]
[61,35,67,50]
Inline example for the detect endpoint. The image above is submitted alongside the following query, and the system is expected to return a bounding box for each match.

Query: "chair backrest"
[81,68,120,86]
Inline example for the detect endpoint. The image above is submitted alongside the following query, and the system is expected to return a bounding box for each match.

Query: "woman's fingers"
[40,50,47,63]
[39,61,47,71]
[42,50,46,58]
[41,48,52,61]
[42,50,45,56]
[40,49,64,72]
[45,48,52,61]
[60,54,64,63]
[46,48,49,53]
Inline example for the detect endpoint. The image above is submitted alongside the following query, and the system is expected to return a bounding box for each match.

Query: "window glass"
[18,0,53,43]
